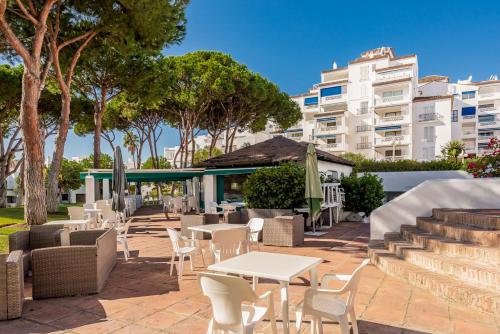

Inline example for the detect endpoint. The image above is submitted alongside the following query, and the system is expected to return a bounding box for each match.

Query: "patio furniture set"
[168,210,369,334]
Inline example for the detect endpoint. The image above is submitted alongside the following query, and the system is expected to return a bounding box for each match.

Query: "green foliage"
[80,154,113,170]
[340,152,367,165]
[340,173,384,214]
[59,159,84,191]
[243,163,305,209]
[194,146,223,164]
[466,138,500,177]
[142,156,172,169]
[441,140,466,162]
[355,159,463,172]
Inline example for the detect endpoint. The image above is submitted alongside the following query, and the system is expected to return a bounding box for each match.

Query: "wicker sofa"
[180,213,219,239]
[9,224,66,277]
[0,250,23,320]
[225,208,293,225]
[31,228,116,299]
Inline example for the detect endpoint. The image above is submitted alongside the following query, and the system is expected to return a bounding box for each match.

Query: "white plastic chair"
[247,218,264,250]
[296,259,370,334]
[172,197,183,214]
[100,205,119,229]
[117,219,132,261]
[210,228,249,264]
[67,206,86,220]
[167,227,205,280]
[83,203,96,210]
[205,201,219,214]
[199,272,278,334]
[163,195,173,212]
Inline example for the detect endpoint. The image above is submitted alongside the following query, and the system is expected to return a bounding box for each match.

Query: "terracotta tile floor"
[2,206,499,334]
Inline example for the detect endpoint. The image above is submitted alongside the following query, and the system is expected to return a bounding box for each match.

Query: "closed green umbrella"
[112,146,127,213]
[305,143,323,233]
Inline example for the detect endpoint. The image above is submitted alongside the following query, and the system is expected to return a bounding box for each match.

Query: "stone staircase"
[368,208,500,314]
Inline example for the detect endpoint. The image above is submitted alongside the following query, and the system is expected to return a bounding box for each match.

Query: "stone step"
[386,238,500,291]
[368,245,500,314]
[400,225,500,266]
[432,208,500,230]
[416,217,500,246]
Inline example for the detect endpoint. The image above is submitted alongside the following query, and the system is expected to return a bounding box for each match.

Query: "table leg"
[309,267,318,288]
[252,276,258,291]
[279,281,290,334]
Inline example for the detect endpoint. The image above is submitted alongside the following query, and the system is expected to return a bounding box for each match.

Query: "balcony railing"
[418,113,441,122]
[320,94,346,105]
[478,106,496,112]
[316,126,338,133]
[377,114,406,124]
[318,143,344,151]
[356,143,372,149]
[356,125,371,132]
[478,92,500,100]
[383,155,408,161]
[375,135,409,146]
[375,95,407,106]
[357,107,369,115]
[375,73,412,83]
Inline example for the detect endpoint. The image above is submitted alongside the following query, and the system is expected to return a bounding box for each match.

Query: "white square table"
[46,219,92,231]
[208,251,322,334]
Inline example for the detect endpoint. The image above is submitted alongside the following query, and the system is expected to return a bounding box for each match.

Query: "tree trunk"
[93,103,103,168]
[20,68,47,225]
[0,166,6,208]
[46,93,72,213]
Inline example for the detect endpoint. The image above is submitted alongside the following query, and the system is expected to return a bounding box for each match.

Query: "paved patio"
[1,206,499,334]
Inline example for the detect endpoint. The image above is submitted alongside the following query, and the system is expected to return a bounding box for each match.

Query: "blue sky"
[50,0,500,160]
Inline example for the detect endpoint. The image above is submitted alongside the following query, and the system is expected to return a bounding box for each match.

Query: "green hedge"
[340,173,384,214]
[354,159,463,172]
[243,163,305,209]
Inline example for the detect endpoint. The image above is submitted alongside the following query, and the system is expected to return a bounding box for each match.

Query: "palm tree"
[441,140,466,162]
[123,133,139,168]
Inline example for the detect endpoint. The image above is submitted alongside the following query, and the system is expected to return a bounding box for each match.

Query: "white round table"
[46,219,91,231]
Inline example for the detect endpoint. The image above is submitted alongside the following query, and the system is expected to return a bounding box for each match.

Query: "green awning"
[80,169,205,182]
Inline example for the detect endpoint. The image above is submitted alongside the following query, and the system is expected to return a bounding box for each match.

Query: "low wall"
[370,178,500,240]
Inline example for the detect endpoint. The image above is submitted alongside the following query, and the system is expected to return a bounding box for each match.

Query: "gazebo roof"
[197,136,355,168]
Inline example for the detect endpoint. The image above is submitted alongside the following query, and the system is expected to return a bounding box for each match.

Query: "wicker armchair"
[225,209,293,225]
[9,224,66,277]
[0,250,24,320]
[31,228,116,299]
[263,215,304,247]
[180,213,219,240]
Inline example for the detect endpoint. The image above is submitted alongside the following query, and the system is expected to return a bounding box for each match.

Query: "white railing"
[357,142,372,149]
[383,155,408,161]
[478,92,500,99]
[375,73,411,83]
[321,94,346,104]
[478,106,496,112]
[375,95,406,106]
[370,178,500,240]
[356,125,371,132]
[377,114,407,124]
[357,107,369,115]
[375,135,408,145]
[316,126,338,133]
[418,113,441,122]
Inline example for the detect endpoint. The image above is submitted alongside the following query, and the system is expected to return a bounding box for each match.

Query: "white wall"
[370,178,500,240]
[317,160,353,178]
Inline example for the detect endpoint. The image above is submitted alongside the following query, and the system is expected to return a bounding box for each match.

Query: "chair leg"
[189,254,194,271]
[269,307,278,334]
[310,317,316,334]
[349,309,359,334]
[179,254,185,280]
[170,252,175,276]
[207,318,214,334]
[338,315,350,334]
[200,247,206,267]
[316,317,323,334]
[123,239,130,261]
[295,306,303,334]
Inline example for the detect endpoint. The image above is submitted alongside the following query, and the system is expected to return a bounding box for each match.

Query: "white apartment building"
[164,47,499,162]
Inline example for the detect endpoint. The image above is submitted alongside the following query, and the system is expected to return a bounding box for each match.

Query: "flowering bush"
[466,138,500,178]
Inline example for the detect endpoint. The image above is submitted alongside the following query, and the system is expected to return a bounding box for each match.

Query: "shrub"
[340,173,384,214]
[243,163,305,209]
[355,159,462,172]
[466,138,499,177]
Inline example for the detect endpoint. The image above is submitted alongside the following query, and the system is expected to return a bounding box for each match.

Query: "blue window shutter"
[304,96,318,106]
[461,107,476,116]
[320,86,342,97]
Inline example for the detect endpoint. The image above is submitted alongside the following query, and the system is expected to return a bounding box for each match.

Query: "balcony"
[320,94,347,105]
[317,143,345,151]
[316,125,346,134]
[418,112,442,122]
[374,72,412,84]
[356,142,372,149]
[382,155,409,161]
[356,125,371,132]
[478,105,496,113]
[375,113,410,125]
[461,129,476,138]
[356,107,370,115]
[478,120,499,128]
[374,95,408,107]
[374,135,410,146]
[478,91,500,101]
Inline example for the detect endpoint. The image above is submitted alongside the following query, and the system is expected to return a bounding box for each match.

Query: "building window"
[452,110,458,122]
[359,101,369,114]
[461,106,476,117]
[360,85,368,98]
[385,150,402,157]
[422,147,435,160]
[423,126,435,142]
[462,91,476,99]
[383,90,403,98]
[325,121,337,127]
[385,130,401,137]
[326,138,337,144]
[423,105,435,113]
[360,65,369,81]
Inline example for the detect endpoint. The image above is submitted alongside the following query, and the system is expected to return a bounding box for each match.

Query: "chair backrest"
[166,227,182,253]
[117,219,132,237]
[96,200,110,211]
[199,272,257,328]
[173,197,183,208]
[334,259,370,308]
[206,202,218,214]
[211,228,249,262]
[84,203,96,210]
[67,206,85,220]
[101,205,117,224]
[247,218,264,233]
